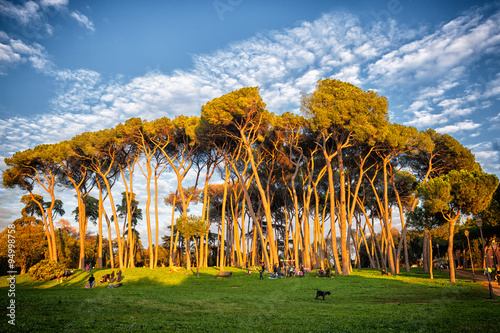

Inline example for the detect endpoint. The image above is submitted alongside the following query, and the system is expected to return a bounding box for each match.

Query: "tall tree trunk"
[321,135,341,274]
[241,198,246,268]
[169,195,177,268]
[382,160,396,274]
[337,143,349,276]
[47,191,58,262]
[447,213,460,283]
[97,187,104,268]
[429,233,434,280]
[231,195,243,267]
[154,173,160,268]
[104,211,114,268]
[423,229,429,272]
[219,165,229,271]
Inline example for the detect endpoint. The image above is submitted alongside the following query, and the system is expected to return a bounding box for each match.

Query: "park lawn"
[0,267,498,332]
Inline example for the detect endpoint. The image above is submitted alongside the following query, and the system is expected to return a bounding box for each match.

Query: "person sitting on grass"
[99,274,110,284]
[316,269,324,277]
[108,279,123,288]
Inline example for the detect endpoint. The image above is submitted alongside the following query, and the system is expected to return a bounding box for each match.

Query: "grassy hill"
[1,267,498,332]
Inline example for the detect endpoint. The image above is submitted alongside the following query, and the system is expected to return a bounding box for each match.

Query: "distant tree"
[418,170,498,282]
[175,215,209,276]
[55,219,79,269]
[0,224,47,274]
[116,191,142,267]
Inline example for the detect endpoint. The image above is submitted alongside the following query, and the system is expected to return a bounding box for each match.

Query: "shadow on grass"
[5,266,247,289]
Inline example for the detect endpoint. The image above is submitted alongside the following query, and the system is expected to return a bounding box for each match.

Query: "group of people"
[316,268,332,278]
[85,269,123,289]
[56,269,74,283]
[260,263,310,279]
[99,270,122,284]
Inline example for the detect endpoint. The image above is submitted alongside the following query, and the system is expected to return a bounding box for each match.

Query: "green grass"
[1,267,498,332]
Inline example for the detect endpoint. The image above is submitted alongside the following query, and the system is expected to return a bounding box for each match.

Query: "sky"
[1,0,500,242]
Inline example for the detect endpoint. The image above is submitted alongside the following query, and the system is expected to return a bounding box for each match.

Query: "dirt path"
[443,269,500,297]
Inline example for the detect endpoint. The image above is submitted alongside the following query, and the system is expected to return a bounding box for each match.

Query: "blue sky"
[1,0,499,237]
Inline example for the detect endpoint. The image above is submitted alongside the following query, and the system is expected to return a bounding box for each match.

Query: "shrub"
[28,259,66,281]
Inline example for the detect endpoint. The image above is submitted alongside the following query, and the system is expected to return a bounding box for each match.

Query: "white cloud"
[435,120,481,134]
[0,0,41,25]
[405,111,446,127]
[368,9,500,85]
[468,141,500,175]
[0,0,70,37]
[70,11,95,33]
[484,73,500,98]
[39,0,68,8]
[0,33,52,73]
[0,0,93,38]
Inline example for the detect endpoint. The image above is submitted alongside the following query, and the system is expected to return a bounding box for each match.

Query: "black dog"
[315,289,331,300]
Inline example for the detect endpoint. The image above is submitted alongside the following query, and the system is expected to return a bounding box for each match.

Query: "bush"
[28,259,66,281]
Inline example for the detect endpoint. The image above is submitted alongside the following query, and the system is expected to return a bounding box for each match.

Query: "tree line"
[2,79,498,282]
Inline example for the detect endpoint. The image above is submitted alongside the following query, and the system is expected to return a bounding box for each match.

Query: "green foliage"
[55,227,79,268]
[201,86,268,127]
[302,78,389,143]
[480,186,500,226]
[417,177,453,215]
[174,215,208,239]
[418,169,499,218]
[27,259,66,281]
[73,195,98,224]
[406,206,445,231]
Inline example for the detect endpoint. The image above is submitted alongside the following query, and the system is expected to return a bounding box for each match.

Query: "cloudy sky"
[1,0,500,239]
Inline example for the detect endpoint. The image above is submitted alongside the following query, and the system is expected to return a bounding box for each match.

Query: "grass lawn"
[1,267,498,332]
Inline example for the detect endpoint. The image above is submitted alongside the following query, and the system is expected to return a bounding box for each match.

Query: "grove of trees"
[2,79,498,282]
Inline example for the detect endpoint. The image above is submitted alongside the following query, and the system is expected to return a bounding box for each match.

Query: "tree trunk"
[336,143,349,276]
[186,237,191,271]
[97,188,104,269]
[169,195,177,268]
[104,211,114,268]
[423,230,429,272]
[429,233,433,280]
[447,215,460,283]
[143,164,154,269]
[219,165,229,271]
[154,173,160,268]
[382,161,396,274]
